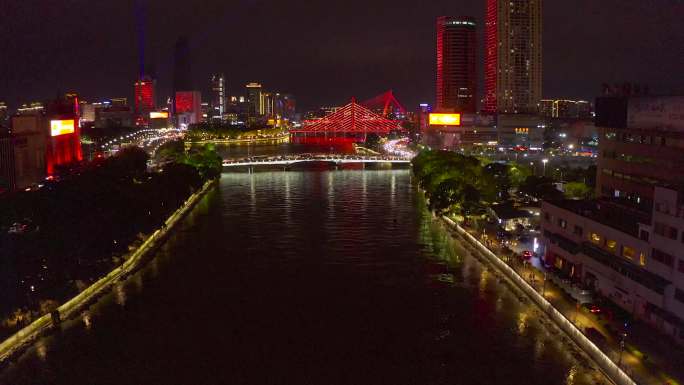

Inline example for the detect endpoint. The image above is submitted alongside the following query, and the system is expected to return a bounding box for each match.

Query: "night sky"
[1,0,682,111]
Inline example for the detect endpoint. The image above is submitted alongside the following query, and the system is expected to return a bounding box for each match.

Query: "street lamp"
[542,158,549,176]
[618,322,628,368]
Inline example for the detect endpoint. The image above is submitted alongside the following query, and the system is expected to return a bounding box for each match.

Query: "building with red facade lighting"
[175,91,202,127]
[45,97,82,175]
[483,0,542,114]
[436,16,477,113]
[134,77,156,116]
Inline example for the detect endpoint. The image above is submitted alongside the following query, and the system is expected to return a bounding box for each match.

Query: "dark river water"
[0,144,607,385]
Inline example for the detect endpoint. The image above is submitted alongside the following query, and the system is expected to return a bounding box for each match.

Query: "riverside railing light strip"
[443,216,637,385]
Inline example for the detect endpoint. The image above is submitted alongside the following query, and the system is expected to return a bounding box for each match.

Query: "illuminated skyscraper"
[134,76,155,115]
[210,73,226,120]
[45,96,82,175]
[484,0,542,114]
[436,16,477,113]
[246,82,264,117]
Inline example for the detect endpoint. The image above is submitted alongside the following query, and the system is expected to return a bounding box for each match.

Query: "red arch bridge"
[290,92,406,144]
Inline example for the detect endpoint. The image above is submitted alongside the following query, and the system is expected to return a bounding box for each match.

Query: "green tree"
[507,162,533,188]
[156,140,186,164]
[183,144,222,180]
[564,182,593,200]
[105,146,149,179]
[430,178,461,214]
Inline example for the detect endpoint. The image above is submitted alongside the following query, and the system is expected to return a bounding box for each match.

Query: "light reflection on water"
[0,167,607,385]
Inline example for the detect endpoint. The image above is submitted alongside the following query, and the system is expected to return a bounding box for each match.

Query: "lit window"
[622,246,635,260]
[639,253,646,266]
[590,233,601,244]
[606,240,617,252]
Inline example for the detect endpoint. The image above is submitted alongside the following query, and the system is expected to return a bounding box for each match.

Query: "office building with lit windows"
[436,16,477,113]
[595,96,684,209]
[539,99,593,119]
[246,82,264,118]
[210,73,226,121]
[541,96,684,343]
[483,0,542,114]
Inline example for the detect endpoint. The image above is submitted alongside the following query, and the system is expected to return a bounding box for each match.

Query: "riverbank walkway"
[460,220,684,385]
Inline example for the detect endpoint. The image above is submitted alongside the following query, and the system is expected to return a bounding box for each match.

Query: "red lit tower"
[45,96,82,175]
[483,0,498,113]
[134,76,156,116]
[436,16,477,113]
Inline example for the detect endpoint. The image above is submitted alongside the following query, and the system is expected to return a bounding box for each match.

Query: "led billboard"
[150,111,169,119]
[429,113,461,126]
[50,119,75,137]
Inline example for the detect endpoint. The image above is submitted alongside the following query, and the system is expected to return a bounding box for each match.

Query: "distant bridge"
[222,154,410,168]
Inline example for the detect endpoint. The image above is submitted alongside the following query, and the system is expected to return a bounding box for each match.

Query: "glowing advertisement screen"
[150,111,169,119]
[429,113,461,126]
[50,119,75,137]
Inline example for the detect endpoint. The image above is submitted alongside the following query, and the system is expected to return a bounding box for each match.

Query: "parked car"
[582,303,602,314]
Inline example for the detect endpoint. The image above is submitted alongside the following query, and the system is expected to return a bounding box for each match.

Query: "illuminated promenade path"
[222,154,411,168]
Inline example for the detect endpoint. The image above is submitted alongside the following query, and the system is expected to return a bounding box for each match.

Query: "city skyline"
[2,1,684,383]
[1,0,683,110]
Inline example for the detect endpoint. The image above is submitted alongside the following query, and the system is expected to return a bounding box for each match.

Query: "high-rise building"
[246,82,264,117]
[436,16,477,113]
[275,94,296,122]
[175,91,202,126]
[210,73,226,120]
[539,99,593,119]
[484,0,542,114]
[45,97,82,175]
[173,37,192,95]
[416,103,432,139]
[263,92,274,118]
[134,76,156,115]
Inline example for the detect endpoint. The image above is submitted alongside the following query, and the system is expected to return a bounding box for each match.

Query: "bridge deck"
[222,155,410,167]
